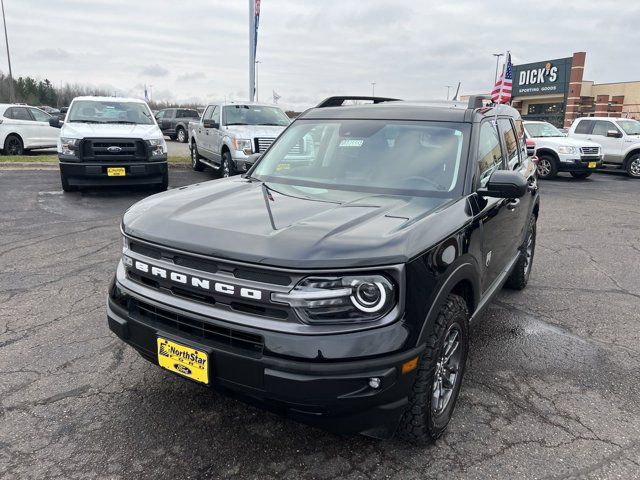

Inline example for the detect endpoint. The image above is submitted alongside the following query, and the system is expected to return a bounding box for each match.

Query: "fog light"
[368,377,381,389]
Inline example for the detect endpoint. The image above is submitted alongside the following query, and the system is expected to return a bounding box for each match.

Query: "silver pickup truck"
[188,102,293,176]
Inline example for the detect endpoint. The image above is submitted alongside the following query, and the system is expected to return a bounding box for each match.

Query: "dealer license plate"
[588,162,596,168]
[157,337,209,384]
[107,167,126,177]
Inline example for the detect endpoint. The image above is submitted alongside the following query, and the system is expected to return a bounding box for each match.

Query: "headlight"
[145,138,166,156]
[60,137,79,156]
[558,146,578,154]
[272,275,396,324]
[233,138,253,155]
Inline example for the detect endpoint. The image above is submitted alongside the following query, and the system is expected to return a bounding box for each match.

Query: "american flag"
[491,52,512,104]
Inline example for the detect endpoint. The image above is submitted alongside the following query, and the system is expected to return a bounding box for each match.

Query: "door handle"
[506,198,520,210]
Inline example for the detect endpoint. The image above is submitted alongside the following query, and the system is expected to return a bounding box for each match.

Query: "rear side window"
[592,120,618,136]
[5,107,32,121]
[477,121,503,186]
[574,120,594,134]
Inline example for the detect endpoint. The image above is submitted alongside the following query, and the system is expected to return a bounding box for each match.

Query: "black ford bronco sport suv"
[108,95,539,443]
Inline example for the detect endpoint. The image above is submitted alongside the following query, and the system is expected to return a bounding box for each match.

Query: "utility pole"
[492,53,504,84]
[1,0,14,103]
[248,0,256,101]
[371,82,376,96]
[255,60,261,102]
[445,85,452,100]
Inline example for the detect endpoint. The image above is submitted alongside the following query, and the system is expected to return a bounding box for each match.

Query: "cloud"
[30,48,70,60]
[140,64,170,77]
[176,71,206,82]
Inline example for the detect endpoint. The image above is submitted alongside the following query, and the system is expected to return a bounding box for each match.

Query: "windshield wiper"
[105,121,139,124]
[69,120,104,124]
[260,123,286,126]
[225,122,249,126]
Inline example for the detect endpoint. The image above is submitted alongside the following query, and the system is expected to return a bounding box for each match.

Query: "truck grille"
[580,146,599,155]
[254,137,275,153]
[80,138,147,162]
[131,299,264,354]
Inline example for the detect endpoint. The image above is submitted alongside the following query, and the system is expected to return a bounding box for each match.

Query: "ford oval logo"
[107,146,122,153]
[174,364,192,375]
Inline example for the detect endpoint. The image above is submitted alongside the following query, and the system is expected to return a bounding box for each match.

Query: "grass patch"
[0,154,192,164]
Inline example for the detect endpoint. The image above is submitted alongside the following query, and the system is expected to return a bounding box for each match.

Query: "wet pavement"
[1,168,639,479]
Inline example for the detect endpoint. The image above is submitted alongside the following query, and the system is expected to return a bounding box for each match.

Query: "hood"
[223,124,287,139]
[60,122,162,140]
[534,136,600,148]
[123,179,466,268]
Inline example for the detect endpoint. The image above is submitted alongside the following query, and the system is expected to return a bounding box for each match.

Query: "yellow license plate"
[107,167,126,177]
[157,338,209,384]
[588,162,596,168]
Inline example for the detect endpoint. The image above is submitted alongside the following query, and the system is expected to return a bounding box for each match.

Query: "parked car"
[49,96,168,191]
[58,106,68,121]
[107,95,539,444]
[0,104,60,155]
[188,102,292,176]
[568,116,640,178]
[523,120,602,179]
[155,108,200,143]
[39,105,61,115]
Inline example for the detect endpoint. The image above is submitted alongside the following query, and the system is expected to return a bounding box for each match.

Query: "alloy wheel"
[178,129,186,142]
[191,147,198,168]
[6,137,21,155]
[222,159,230,177]
[537,159,551,177]
[524,228,534,276]
[630,157,640,177]
[432,324,462,416]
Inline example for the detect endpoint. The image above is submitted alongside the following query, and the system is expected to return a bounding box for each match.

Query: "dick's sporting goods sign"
[512,57,572,97]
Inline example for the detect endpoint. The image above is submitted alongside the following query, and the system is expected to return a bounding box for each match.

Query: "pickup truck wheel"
[570,171,592,179]
[191,143,205,171]
[397,294,469,445]
[60,171,77,192]
[176,127,187,143]
[536,155,557,179]
[505,215,536,290]
[4,134,23,155]
[221,151,235,178]
[627,154,640,178]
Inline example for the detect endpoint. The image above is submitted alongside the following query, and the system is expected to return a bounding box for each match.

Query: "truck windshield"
[525,122,564,138]
[251,120,469,197]
[223,105,289,126]
[617,120,640,135]
[67,100,154,125]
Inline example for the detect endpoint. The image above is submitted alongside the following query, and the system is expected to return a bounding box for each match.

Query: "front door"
[29,107,57,147]
[587,120,624,164]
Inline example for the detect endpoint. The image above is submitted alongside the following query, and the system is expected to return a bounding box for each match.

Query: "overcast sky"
[5,0,640,109]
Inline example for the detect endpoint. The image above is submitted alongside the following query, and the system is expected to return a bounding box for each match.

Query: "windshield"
[251,120,469,197]
[223,105,289,126]
[67,100,154,125]
[617,120,640,135]
[525,122,564,138]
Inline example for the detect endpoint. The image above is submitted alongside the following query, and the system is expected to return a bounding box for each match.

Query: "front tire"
[176,127,187,143]
[505,215,537,290]
[397,294,469,445]
[191,142,205,171]
[570,171,592,179]
[221,151,235,178]
[626,154,640,178]
[4,134,24,155]
[536,155,558,179]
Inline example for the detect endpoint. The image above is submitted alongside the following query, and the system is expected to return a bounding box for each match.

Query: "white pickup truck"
[523,120,602,179]
[188,102,292,177]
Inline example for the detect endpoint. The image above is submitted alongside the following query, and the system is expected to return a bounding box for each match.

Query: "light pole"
[371,82,376,96]
[255,60,261,102]
[492,53,504,84]
[445,85,452,100]
[1,0,14,103]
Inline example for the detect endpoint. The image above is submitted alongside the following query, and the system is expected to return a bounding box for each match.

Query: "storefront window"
[527,103,565,115]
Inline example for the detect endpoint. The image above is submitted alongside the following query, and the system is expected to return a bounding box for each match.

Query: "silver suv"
[188,102,292,177]
[568,117,640,178]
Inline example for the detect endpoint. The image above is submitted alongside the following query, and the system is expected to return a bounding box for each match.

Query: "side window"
[30,108,51,122]
[164,109,175,120]
[477,121,503,187]
[12,107,32,121]
[202,106,214,120]
[211,106,220,125]
[498,118,519,169]
[574,120,594,135]
[3,107,14,119]
[592,120,618,136]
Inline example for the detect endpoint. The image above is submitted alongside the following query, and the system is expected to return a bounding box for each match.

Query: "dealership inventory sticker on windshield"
[157,338,209,384]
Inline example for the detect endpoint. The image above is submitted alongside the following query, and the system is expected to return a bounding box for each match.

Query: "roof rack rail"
[316,96,400,108]
[467,95,493,109]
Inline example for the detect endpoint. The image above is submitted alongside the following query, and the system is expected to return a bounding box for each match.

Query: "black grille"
[580,146,599,155]
[254,137,275,153]
[131,299,264,354]
[80,138,147,162]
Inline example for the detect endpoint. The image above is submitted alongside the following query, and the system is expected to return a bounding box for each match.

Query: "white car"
[51,96,168,191]
[523,120,602,179]
[0,104,60,155]
[567,116,640,178]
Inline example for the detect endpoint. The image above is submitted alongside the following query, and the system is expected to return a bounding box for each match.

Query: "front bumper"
[557,153,603,172]
[59,158,167,186]
[107,280,420,438]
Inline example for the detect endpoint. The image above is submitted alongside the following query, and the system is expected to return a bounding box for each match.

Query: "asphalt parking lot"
[1,168,639,479]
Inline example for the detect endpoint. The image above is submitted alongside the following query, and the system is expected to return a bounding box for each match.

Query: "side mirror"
[606,130,622,138]
[478,170,528,199]
[203,119,219,129]
[49,116,62,128]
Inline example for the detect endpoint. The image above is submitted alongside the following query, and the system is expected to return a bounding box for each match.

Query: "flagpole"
[249,0,255,102]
